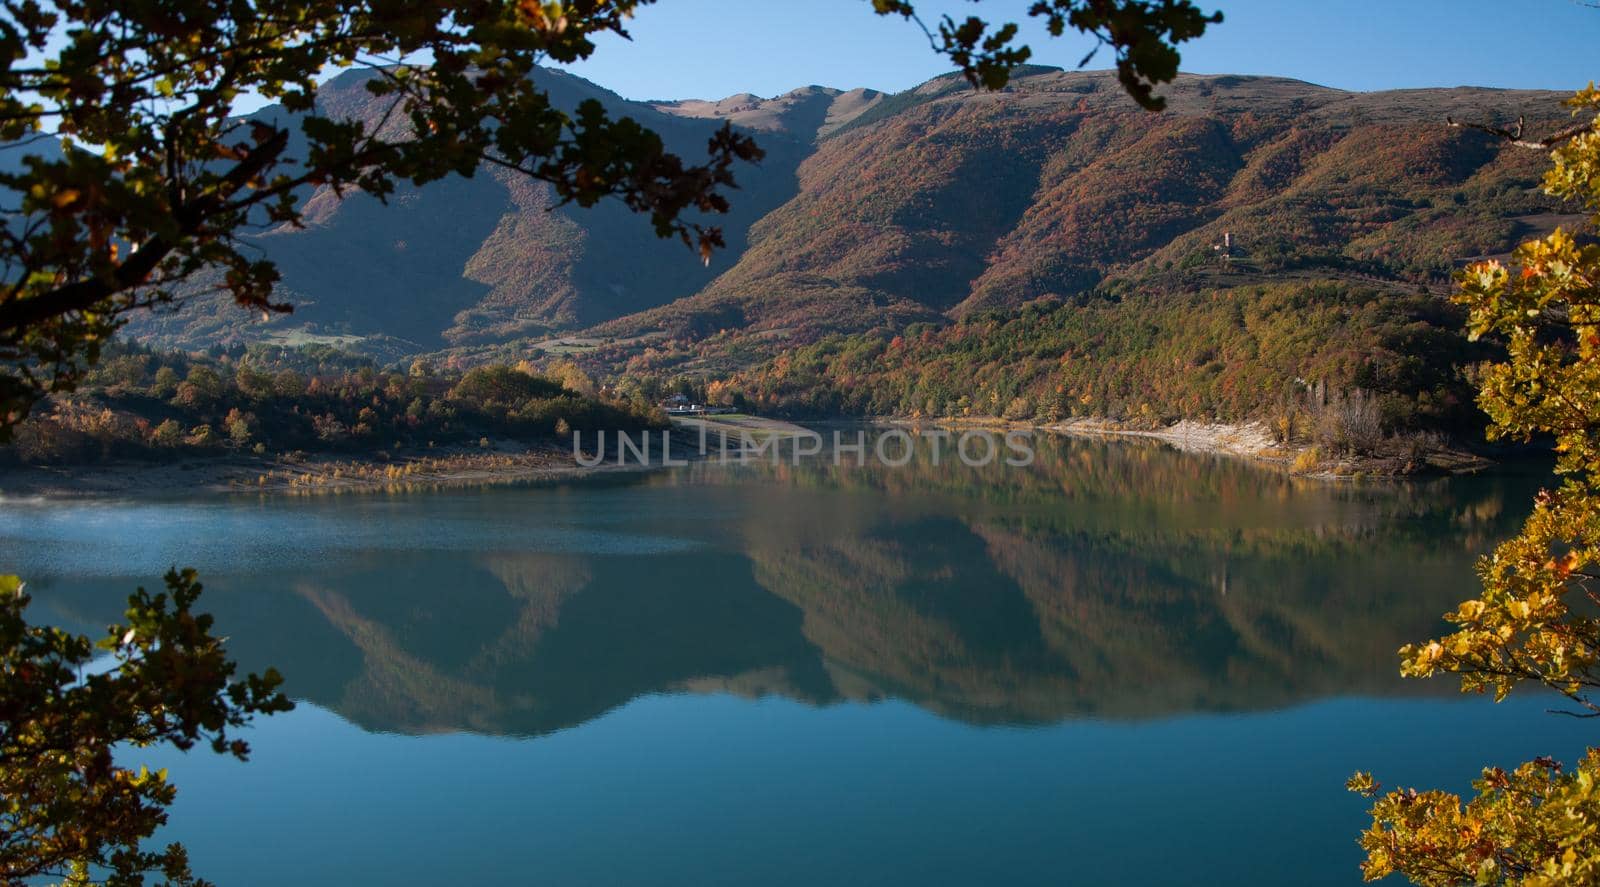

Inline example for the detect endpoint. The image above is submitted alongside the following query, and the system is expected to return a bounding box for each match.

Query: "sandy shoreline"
[1049,418,1290,461]
[886,415,1493,477]
[1052,418,1493,477]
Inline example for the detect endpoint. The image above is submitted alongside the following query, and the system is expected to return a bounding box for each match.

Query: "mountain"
[586,71,1566,376]
[122,67,1573,380]
[650,84,886,141]
[127,67,825,349]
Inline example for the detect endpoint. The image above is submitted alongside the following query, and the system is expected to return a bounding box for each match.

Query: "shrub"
[1314,390,1383,456]
[149,419,182,447]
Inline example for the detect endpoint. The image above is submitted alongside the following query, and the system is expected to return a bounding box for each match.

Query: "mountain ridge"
[120,67,1573,383]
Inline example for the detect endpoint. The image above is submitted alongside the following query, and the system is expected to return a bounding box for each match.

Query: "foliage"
[1347,756,1600,887]
[3,342,664,465]
[1349,88,1600,885]
[725,280,1486,435]
[447,365,567,407]
[0,569,292,885]
[872,0,1218,103]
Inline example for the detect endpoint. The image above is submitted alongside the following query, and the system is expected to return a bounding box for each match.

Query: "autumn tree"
[1349,87,1600,886]
[0,570,292,885]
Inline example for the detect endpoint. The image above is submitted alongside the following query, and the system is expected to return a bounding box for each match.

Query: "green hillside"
[725,280,1487,435]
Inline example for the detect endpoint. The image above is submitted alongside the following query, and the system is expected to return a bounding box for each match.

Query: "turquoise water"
[1,435,1587,885]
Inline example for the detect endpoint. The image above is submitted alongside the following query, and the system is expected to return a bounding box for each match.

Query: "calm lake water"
[1,433,1589,885]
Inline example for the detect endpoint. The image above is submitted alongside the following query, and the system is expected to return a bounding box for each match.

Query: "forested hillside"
[4,344,660,467]
[725,281,1487,437]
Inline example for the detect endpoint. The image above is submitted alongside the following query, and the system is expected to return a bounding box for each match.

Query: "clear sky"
[557,0,1600,101]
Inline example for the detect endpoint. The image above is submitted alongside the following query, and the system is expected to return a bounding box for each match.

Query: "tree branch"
[0,127,291,341]
[1447,114,1593,150]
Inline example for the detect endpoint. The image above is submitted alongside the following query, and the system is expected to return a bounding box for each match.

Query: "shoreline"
[0,440,674,500]
[0,417,820,500]
[0,414,1498,500]
[883,415,1495,478]
[1049,418,1495,477]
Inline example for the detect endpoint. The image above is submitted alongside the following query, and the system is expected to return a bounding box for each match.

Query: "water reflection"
[11,433,1543,736]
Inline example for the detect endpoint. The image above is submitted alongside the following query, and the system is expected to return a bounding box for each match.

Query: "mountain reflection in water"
[11,433,1541,737]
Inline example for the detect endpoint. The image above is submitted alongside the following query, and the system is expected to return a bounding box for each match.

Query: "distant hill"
[120,67,1573,383]
[650,84,886,141]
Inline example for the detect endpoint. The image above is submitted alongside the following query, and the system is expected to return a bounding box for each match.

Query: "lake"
[1,432,1588,886]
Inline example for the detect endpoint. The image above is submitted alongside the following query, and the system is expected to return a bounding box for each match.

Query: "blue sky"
[558,0,1600,100]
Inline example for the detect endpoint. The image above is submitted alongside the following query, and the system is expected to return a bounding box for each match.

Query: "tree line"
[4,342,664,466]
